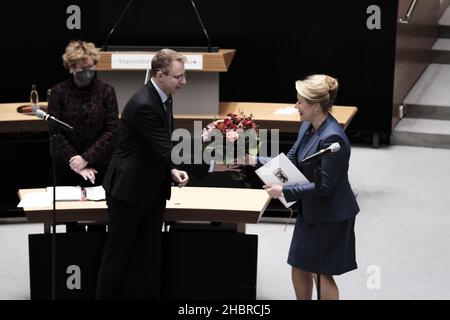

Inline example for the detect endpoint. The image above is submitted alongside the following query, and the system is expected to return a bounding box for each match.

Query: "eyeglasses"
[164,72,186,81]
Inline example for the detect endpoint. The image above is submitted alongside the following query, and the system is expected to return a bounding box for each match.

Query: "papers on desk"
[46,186,106,201]
[17,192,52,208]
[46,186,83,201]
[18,186,106,208]
[84,186,106,201]
[255,153,309,208]
[273,106,298,115]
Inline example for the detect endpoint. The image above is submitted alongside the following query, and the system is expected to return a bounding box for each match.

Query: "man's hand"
[213,163,241,172]
[78,168,98,185]
[171,169,189,187]
[263,184,283,199]
[70,155,88,173]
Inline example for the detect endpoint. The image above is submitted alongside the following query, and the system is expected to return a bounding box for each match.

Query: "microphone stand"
[48,125,59,300]
[102,0,135,51]
[190,0,212,52]
[46,119,73,300]
[313,159,323,301]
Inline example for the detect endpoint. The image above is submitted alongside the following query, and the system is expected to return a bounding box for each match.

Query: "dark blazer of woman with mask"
[47,40,119,231]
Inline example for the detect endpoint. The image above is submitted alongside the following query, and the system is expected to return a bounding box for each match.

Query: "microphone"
[30,84,39,112]
[190,0,212,53]
[301,142,341,164]
[35,109,74,132]
[102,0,135,51]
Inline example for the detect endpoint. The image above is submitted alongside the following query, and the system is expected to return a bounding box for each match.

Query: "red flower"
[224,118,233,126]
[243,119,253,127]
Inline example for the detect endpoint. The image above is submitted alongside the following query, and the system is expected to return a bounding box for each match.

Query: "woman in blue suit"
[253,75,359,300]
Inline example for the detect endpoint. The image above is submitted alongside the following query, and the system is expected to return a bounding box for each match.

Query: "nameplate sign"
[111,54,203,70]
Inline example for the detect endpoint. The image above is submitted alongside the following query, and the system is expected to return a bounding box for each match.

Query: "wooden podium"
[96,49,236,114]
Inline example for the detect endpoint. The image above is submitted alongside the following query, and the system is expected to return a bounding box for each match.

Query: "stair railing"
[399,0,419,24]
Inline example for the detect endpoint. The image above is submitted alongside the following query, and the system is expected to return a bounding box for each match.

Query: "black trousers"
[95,195,165,300]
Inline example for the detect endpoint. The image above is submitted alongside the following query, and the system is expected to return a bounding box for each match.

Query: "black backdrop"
[0,0,398,212]
[1,0,398,134]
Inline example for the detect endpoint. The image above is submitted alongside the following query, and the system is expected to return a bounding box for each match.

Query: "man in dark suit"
[96,49,189,299]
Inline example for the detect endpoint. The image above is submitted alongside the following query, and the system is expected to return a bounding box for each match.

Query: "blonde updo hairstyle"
[295,74,338,113]
[62,40,101,70]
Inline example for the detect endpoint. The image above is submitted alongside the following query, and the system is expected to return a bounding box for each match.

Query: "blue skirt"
[287,216,357,275]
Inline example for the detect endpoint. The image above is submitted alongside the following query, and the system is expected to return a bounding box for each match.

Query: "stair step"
[406,104,450,120]
[404,64,450,107]
[391,118,450,149]
[431,38,450,63]
[439,6,450,38]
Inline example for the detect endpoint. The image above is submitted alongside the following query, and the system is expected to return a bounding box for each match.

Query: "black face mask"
[74,69,96,87]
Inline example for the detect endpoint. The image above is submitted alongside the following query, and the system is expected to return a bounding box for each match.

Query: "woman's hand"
[78,168,98,184]
[171,169,189,187]
[263,184,283,199]
[69,155,88,173]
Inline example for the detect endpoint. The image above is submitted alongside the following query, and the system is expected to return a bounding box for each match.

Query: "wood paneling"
[393,0,439,129]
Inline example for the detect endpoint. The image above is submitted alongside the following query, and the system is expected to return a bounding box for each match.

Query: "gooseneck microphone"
[190,0,212,52]
[301,142,341,164]
[30,84,41,113]
[35,109,74,132]
[102,0,135,51]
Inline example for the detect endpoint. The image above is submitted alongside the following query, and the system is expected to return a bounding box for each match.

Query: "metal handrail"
[398,0,418,24]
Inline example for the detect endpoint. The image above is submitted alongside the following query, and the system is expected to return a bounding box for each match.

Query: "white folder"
[255,153,309,208]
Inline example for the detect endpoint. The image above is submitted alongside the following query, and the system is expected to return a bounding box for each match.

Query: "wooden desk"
[1,101,358,134]
[176,102,358,133]
[0,102,48,133]
[18,187,271,231]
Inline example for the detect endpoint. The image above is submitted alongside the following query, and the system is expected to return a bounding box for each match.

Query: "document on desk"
[46,186,106,201]
[17,192,52,208]
[255,153,309,208]
[273,106,298,115]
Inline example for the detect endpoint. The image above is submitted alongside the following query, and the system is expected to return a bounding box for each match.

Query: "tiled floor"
[2,145,450,300]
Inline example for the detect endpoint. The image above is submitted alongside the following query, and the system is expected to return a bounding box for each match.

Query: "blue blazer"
[259,115,359,223]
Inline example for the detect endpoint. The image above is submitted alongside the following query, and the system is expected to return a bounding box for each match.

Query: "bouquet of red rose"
[202,112,259,166]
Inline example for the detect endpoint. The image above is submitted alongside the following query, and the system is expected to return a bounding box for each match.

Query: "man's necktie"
[164,95,173,130]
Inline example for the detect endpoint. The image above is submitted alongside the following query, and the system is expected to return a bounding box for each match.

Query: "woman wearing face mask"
[48,40,119,232]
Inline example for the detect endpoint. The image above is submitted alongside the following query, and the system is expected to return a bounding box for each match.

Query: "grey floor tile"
[2,146,450,300]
